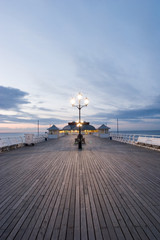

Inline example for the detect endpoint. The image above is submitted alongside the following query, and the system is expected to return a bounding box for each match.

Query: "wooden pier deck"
[0,135,160,240]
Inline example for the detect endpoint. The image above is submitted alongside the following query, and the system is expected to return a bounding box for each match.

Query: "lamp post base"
[78,141,82,150]
[78,133,83,150]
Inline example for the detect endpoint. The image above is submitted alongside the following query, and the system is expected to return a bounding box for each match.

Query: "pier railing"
[0,134,47,152]
[0,136,24,151]
[110,133,160,149]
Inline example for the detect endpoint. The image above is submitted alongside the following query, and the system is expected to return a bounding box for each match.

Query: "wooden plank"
[18,155,67,240]
[74,153,80,240]
[85,151,119,240]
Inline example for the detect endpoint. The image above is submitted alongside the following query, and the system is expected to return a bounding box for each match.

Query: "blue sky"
[0,0,160,132]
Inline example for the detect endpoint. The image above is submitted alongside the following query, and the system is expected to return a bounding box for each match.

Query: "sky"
[0,0,160,132]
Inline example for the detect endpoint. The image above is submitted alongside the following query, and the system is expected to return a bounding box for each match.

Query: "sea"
[0,130,160,138]
[0,132,45,139]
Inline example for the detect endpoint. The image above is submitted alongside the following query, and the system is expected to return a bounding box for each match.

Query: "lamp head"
[71,98,75,106]
[84,97,89,106]
[77,93,82,100]
[77,122,82,127]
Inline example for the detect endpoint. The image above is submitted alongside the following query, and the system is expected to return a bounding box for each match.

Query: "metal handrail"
[110,133,160,146]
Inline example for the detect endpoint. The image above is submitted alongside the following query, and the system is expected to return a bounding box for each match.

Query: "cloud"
[89,95,160,124]
[75,55,142,108]
[31,106,54,112]
[116,95,160,120]
[0,86,30,110]
[112,108,160,121]
[0,86,70,126]
[0,112,67,125]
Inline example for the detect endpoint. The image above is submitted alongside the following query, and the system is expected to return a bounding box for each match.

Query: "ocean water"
[0,132,45,138]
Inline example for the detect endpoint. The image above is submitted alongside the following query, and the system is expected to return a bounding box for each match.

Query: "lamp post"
[71,93,89,149]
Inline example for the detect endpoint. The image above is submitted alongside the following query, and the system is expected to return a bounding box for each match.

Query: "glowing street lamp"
[70,93,89,149]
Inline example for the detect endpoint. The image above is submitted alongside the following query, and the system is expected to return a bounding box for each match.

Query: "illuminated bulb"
[84,97,89,105]
[71,98,75,105]
[77,123,82,127]
[77,93,82,100]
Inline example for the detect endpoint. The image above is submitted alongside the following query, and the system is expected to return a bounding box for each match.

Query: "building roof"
[63,125,72,130]
[98,124,110,130]
[73,124,96,131]
[48,122,110,132]
[47,124,59,131]
[82,124,96,131]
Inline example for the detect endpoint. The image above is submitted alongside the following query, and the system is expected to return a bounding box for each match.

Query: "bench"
[75,137,85,144]
[137,137,160,147]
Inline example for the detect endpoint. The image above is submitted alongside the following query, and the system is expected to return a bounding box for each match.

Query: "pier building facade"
[48,122,110,136]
